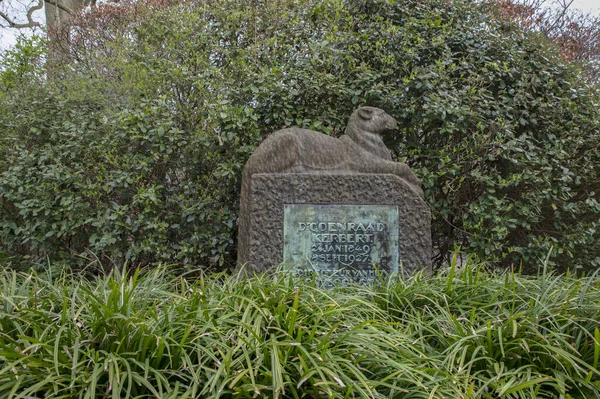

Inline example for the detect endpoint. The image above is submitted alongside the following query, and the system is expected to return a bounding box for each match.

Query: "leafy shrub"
[0,0,599,270]
[0,94,238,269]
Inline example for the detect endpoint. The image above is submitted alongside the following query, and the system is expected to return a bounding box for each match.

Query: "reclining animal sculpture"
[241,106,423,198]
[237,106,430,273]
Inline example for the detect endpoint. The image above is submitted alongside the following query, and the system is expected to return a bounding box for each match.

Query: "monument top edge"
[251,172,409,177]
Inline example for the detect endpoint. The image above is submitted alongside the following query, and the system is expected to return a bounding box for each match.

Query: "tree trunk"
[44,0,88,30]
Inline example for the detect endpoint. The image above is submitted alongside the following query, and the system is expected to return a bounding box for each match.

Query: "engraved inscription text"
[283,205,399,286]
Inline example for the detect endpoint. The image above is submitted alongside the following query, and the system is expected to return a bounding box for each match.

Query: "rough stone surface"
[237,107,432,278]
[237,173,432,276]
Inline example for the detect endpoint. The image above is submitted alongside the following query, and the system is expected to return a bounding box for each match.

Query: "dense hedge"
[0,0,599,271]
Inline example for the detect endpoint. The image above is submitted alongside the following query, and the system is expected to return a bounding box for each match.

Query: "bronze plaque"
[283,204,399,286]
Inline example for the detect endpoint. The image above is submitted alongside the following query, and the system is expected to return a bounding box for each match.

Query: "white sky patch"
[570,0,600,15]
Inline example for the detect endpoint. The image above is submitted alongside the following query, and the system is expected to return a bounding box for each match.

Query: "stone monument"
[237,107,431,285]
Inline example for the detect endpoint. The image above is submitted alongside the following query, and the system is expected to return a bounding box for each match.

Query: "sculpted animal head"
[347,107,397,137]
[345,106,397,160]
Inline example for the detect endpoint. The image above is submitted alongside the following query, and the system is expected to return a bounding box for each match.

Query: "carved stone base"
[237,173,431,278]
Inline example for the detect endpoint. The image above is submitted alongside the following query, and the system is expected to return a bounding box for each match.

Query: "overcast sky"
[1,0,600,51]
[574,0,600,14]
[542,0,600,18]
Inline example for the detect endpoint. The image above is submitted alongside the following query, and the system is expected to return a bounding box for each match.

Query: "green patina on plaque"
[283,204,399,285]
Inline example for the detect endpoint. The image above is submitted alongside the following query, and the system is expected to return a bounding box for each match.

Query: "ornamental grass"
[1,258,599,398]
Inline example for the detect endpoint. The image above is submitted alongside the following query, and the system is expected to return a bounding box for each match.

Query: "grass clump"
[1,260,600,398]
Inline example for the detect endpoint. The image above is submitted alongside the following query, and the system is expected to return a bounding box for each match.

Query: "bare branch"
[0,0,43,29]
[545,0,574,34]
[492,0,600,82]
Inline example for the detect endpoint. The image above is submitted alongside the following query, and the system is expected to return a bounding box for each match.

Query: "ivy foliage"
[0,0,599,271]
